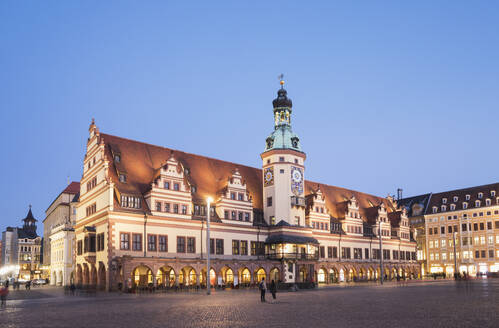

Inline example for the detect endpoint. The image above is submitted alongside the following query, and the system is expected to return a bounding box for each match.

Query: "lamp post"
[206,197,213,295]
[453,231,458,279]
[378,219,383,285]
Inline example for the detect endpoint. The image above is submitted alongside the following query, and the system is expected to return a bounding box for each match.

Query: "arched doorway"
[240,268,251,284]
[269,267,280,283]
[255,268,266,283]
[157,266,176,287]
[90,265,97,286]
[299,267,307,282]
[82,264,89,285]
[186,267,197,286]
[317,268,326,283]
[329,268,338,283]
[58,271,63,286]
[367,267,375,281]
[348,267,357,281]
[339,268,345,282]
[132,265,153,288]
[76,265,82,285]
[220,266,234,286]
[98,263,106,290]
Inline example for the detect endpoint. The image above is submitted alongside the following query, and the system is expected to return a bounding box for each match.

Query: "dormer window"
[463,202,468,209]
[191,186,197,193]
[478,192,483,199]
[475,200,481,207]
[453,196,458,202]
[485,199,491,206]
[466,194,470,201]
[432,207,438,214]
[184,168,190,175]
[491,190,496,197]
[114,154,121,163]
[441,205,446,212]
[119,174,126,183]
[442,198,447,204]
[450,204,456,211]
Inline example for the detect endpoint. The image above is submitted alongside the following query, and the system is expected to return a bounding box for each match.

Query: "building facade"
[49,223,75,286]
[44,182,79,284]
[1,207,42,281]
[401,184,499,277]
[75,82,418,291]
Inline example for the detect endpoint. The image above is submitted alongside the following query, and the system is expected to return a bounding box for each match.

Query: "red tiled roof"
[99,133,398,224]
[63,181,80,194]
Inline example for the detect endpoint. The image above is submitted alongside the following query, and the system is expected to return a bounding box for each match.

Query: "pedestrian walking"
[259,277,266,302]
[270,279,277,302]
[0,286,8,308]
[70,283,76,296]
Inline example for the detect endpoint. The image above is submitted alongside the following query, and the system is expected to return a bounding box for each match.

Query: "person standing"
[259,277,266,302]
[270,279,277,302]
[0,286,8,308]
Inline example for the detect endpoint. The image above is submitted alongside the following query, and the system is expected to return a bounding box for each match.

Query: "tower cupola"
[264,78,303,153]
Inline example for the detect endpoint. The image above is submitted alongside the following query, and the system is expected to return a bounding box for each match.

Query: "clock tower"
[261,78,306,226]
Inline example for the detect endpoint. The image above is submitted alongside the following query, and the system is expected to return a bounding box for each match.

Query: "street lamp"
[206,196,213,295]
[378,219,383,285]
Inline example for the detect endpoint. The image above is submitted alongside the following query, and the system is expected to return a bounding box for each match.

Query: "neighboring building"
[75,82,418,291]
[49,223,75,286]
[43,182,79,266]
[401,183,499,277]
[398,193,432,277]
[43,182,79,284]
[1,207,42,281]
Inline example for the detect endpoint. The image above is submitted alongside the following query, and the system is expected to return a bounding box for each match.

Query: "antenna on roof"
[67,174,70,186]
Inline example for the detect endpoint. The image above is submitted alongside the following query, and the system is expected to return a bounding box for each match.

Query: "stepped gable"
[306,182,396,224]
[101,133,263,210]
[100,133,396,225]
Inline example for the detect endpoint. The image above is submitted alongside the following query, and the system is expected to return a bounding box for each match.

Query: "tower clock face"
[290,166,303,195]
[264,167,274,186]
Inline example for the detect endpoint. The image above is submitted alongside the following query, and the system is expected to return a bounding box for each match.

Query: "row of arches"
[74,262,107,289]
[131,265,280,288]
[316,265,419,283]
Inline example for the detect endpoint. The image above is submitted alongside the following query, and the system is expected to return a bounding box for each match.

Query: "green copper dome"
[264,125,302,152]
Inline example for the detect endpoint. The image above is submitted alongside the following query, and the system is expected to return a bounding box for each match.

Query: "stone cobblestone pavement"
[0,280,497,328]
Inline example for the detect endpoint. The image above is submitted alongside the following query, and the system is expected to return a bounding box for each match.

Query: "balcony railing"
[266,252,319,261]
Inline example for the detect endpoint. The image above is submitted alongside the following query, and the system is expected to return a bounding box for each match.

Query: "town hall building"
[74,81,419,291]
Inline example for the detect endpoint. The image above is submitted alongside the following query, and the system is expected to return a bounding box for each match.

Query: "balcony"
[266,251,319,261]
[290,196,306,207]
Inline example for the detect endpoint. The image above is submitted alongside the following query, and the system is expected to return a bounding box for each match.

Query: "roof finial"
[278,73,284,89]
[29,204,32,210]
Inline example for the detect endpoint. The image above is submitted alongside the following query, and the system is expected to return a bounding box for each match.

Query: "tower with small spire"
[261,77,306,226]
[22,205,38,238]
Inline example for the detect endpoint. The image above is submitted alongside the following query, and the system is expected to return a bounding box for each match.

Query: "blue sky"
[1,1,498,234]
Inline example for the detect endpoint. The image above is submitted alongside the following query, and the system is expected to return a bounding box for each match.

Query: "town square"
[1,1,498,327]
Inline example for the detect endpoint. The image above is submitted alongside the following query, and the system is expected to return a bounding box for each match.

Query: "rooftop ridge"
[100,132,262,172]
[100,132,391,204]
[429,181,499,197]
